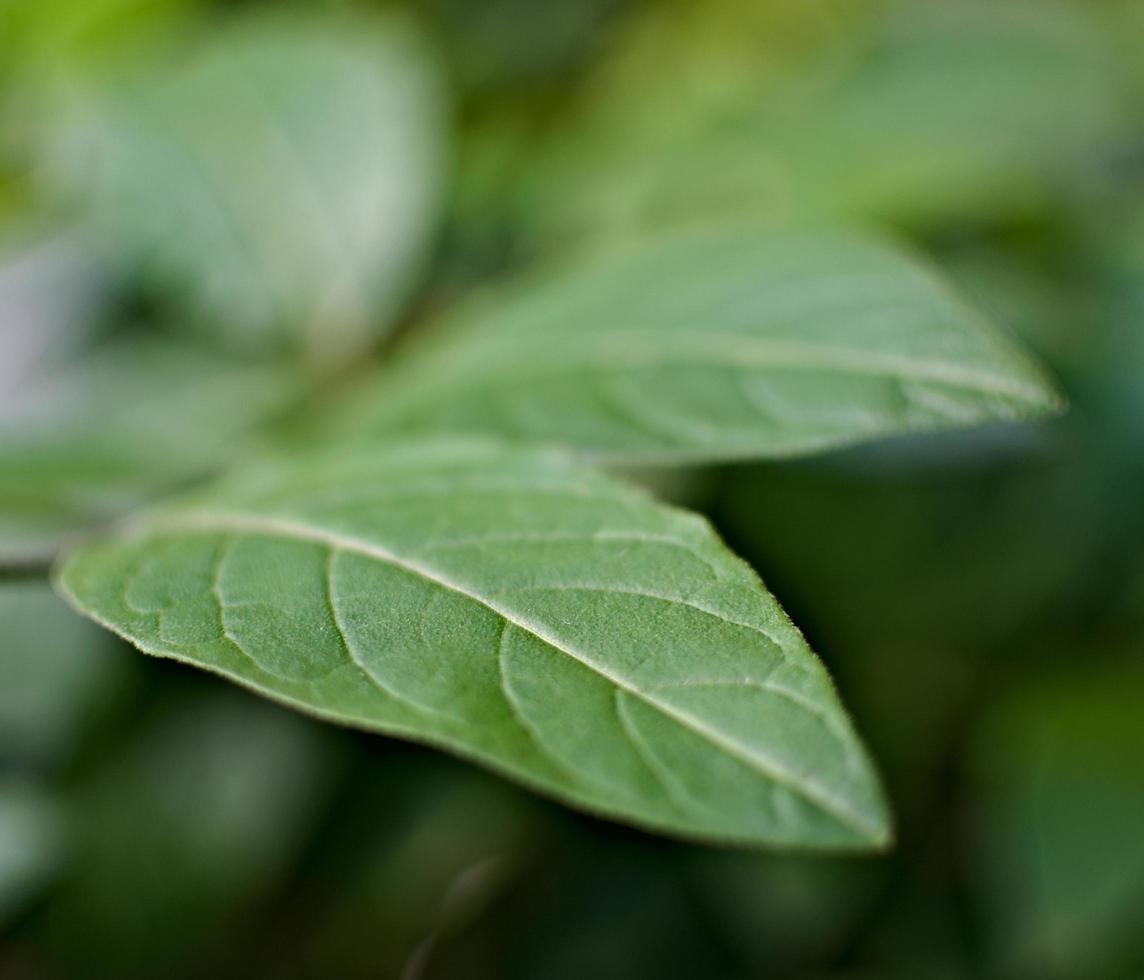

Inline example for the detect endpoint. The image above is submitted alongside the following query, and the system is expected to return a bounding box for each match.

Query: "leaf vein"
[142,512,877,838]
[324,546,454,721]
[612,689,715,822]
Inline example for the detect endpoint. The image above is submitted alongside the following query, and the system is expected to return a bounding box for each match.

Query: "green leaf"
[973,660,1144,976]
[312,767,536,976]
[41,691,330,972]
[0,779,64,928]
[0,338,299,554]
[341,226,1062,463]
[52,10,446,363]
[527,0,1122,239]
[0,0,196,73]
[0,584,125,763]
[56,442,891,850]
[0,231,105,399]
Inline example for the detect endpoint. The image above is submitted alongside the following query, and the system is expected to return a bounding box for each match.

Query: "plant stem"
[0,550,56,583]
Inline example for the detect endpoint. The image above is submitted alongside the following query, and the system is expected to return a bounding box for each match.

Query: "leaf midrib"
[390,335,1055,409]
[144,509,882,841]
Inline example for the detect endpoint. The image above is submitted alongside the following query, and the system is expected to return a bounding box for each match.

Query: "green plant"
[13,4,1144,977]
[0,1,1067,860]
[17,216,1054,853]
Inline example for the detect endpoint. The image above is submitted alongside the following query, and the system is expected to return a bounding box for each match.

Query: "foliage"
[1,0,1142,977]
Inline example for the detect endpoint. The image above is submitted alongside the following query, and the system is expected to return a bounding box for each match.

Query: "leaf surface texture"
[57,443,891,849]
[346,227,1061,462]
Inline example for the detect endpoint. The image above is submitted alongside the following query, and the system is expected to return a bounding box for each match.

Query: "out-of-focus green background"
[1,1,1142,977]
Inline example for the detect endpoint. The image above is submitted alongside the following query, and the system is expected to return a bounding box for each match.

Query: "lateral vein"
[139,510,879,839]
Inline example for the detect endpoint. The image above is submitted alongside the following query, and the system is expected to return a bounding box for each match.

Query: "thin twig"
[0,549,57,583]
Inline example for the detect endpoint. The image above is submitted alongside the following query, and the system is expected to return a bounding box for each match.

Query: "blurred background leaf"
[0,231,105,399]
[27,9,447,365]
[32,689,334,978]
[0,585,126,767]
[521,0,1129,246]
[973,659,1144,979]
[0,780,65,931]
[0,334,301,555]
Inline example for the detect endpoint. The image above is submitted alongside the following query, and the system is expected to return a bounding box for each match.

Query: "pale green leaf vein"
[324,546,456,721]
[137,510,878,838]
[612,688,713,821]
